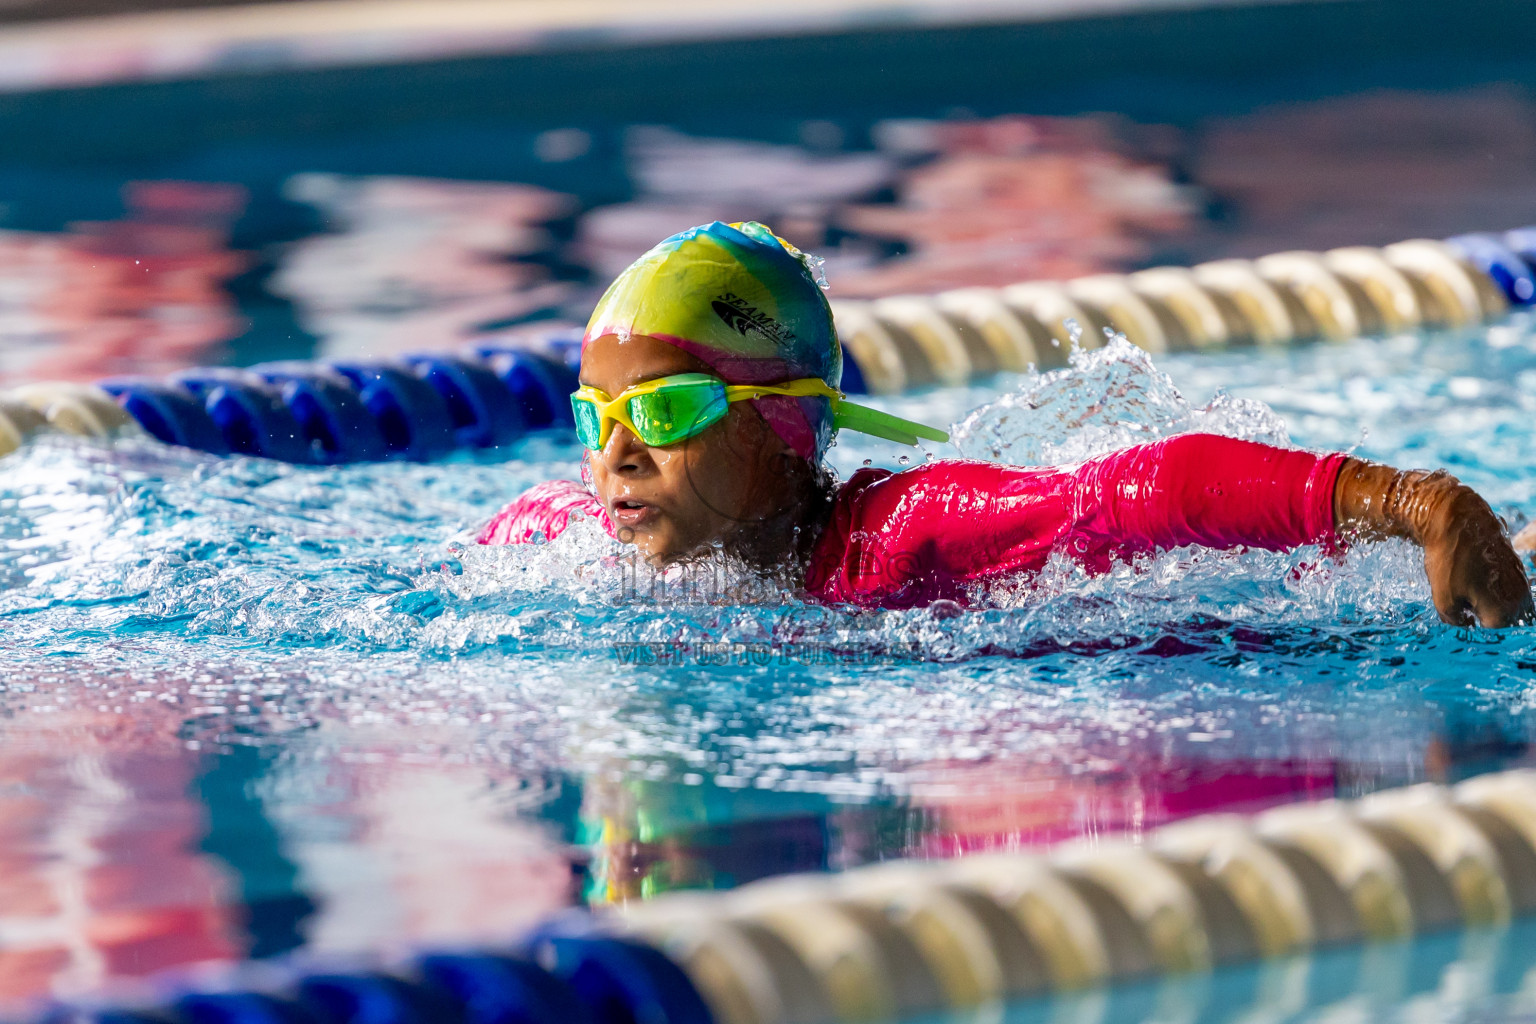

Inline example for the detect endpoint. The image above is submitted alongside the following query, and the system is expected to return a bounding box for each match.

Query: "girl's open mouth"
[609,499,658,528]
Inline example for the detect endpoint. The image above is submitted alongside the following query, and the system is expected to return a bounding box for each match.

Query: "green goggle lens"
[626,381,729,446]
[572,397,605,449]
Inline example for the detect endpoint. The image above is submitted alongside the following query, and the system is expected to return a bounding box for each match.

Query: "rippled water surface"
[5,321,1536,1012]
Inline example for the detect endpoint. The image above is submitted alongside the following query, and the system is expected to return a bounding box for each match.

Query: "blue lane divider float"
[176,992,320,1024]
[400,355,528,449]
[1446,233,1536,306]
[248,363,390,464]
[296,973,461,1024]
[172,369,314,464]
[328,363,459,463]
[98,379,230,455]
[470,346,579,429]
[94,330,586,465]
[417,953,596,1024]
[838,342,869,395]
[43,937,712,1024]
[529,936,714,1024]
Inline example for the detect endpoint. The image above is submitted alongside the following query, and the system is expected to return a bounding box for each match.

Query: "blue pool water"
[4,319,1536,1013]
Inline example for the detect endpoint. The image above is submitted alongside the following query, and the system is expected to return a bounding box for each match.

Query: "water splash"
[951,335,1289,466]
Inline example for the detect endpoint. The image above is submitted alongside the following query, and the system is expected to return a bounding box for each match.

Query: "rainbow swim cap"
[583,221,841,460]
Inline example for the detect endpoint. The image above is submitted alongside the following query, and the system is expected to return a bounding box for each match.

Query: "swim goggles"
[571,372,949,450]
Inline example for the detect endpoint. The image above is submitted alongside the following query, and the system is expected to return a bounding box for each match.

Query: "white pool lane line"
[0,0,1353,93]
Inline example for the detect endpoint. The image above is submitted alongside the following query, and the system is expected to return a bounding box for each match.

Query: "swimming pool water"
[4,319,1536,1013]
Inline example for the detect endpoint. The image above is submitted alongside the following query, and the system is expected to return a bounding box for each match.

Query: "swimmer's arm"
[827,437,1346,590]
[1333,460,1532,628]
[820,438,1533,626]
[1081,435,1532,628]
[1075,433,1346,554]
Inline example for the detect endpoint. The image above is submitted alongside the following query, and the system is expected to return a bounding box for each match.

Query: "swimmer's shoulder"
[834,459,1013,500]
[810,459,998,605]
[823,459,1011,529]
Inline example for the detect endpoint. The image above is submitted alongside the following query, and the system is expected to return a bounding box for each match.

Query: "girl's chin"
[611,511,735,562]
[619,526,680,561]
[632,532,723,565]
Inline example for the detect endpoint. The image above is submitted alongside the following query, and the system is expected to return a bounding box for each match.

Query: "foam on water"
[951,333,1290,466]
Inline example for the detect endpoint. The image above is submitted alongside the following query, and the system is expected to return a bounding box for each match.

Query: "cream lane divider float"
[0,382,139,456]
[832,233,1530,393]
[618,770,1536,1024]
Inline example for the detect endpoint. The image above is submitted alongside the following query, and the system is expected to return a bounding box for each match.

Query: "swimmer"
[481,221,1533,628]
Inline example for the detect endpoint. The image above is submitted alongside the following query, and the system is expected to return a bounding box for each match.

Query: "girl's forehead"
[579,333,712,391]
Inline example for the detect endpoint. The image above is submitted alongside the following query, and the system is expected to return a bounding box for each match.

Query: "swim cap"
[583,220,840,460]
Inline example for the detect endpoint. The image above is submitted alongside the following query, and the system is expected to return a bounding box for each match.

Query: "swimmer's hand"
[1335,459,1534,628]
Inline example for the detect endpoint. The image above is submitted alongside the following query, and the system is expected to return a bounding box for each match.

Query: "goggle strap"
[832,401,950,447]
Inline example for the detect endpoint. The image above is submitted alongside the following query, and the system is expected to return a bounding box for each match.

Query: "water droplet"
[1064,318,1082,347]
[861,459,872,467]
[898,455,910,465]
[803,252,831,289]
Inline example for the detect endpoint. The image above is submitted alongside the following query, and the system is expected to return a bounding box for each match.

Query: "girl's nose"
[598,422,650,474]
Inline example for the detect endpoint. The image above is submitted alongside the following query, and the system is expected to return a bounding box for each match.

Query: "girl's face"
[580,333,801,563]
